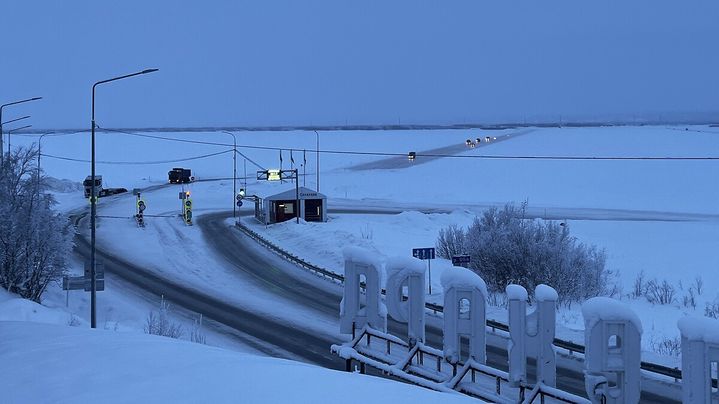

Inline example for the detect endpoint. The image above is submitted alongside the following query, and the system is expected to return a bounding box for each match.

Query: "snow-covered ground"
[9,125,719,370]
[0,321,477,404]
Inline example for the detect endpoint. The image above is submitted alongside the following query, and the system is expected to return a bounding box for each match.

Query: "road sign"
[132,188,142,196]
[179,192,187,200]
[412,248,435,260]
[63,276,85,291]
[84,260,105,280]
[452,255,471,266]
[237,200,243,207]
[85,278,105,292]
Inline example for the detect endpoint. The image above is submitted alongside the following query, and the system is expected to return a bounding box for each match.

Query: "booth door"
[304,199,323,222]
[274,200,297,223]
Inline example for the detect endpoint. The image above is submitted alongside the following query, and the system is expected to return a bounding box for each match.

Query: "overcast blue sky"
[1,1,718,129]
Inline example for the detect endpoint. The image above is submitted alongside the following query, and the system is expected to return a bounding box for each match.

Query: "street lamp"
[7,125,32,154]
[221,131,238,219]
[1,115,31,126]
[36,131,55,201]
[0,97,42,163]
[314,130,320,192]
[90,68,158,329]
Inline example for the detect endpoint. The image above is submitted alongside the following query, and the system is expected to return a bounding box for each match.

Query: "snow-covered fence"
[507,284,558,388]
[678,316,719,403]
[385,256,426,346]
[442,266,488,365]
[234,224,688,388]
[582,297,642,404]
[340,247,386,334]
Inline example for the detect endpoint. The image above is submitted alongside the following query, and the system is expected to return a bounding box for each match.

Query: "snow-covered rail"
[331,326,590,404]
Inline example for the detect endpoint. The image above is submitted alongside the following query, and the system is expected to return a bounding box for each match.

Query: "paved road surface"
[348,129,535,171]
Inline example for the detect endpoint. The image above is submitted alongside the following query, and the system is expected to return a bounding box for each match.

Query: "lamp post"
[7,125,32,154]
[314,130,320,192]
[90,69,158,329]
[37,132,55,197]
[1,115,31,126]
[221,131,238,219]
[1,97,42,164]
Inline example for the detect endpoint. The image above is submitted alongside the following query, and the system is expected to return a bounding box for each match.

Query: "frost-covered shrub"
[705,299,719,319]
[436,224,465,259]
[145,296,183,339]
[436,202,612,304]
[631,271,646,299]
[650,336,681,357]
[645,279,676,305]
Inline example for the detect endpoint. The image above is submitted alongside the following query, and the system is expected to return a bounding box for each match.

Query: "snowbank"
[582,297,643,333]
[677,316,719,345]
[440,267,488,298]
[0,322,475,404]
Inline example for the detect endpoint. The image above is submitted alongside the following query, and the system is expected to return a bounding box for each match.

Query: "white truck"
[83,175,127,198]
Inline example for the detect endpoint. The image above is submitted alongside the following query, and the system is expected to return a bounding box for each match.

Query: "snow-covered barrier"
[582,297,642,404]
[385,256,426,346]
[507,284,558,388]
[678,316,719,403]
[340,246,386,334]
[441,266,488,364]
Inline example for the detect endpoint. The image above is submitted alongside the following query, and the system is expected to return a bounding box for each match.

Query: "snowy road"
[348,129,535,171]
[68,180,686,402]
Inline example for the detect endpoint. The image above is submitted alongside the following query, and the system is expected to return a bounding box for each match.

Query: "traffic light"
[184,198,193,225]
[136,199,146,227]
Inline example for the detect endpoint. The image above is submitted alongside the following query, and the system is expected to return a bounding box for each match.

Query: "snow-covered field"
[7,125,719,372]
[0,321,477,404]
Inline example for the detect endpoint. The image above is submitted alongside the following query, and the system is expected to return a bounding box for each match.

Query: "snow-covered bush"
[704,299,719,319]
[645,279,676,305]
[631,270,646,299]
[436,224,465,259]
[435,202,612,304]
[0,147,72,302]
[145,296,183,339]
[650,336,681,357]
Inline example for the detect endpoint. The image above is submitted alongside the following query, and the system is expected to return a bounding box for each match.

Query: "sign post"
[451,254,471,268]
[412,247,435,294]
[257,169,300,224]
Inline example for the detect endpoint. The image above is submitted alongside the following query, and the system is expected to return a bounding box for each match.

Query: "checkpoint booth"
[254,186,327,225]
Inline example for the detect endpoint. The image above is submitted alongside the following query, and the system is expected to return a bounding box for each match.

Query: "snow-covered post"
[582,297,642,404]
[507,284,528,386]
[507,284,558,387]
[678,316,719,403]
[385,256,426,346]
[340,246,387,334]
[441,266,488,364]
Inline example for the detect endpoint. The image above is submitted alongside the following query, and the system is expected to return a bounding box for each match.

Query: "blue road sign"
[412,248,435,260]
[452,255,471,265]
[237,200,243,207]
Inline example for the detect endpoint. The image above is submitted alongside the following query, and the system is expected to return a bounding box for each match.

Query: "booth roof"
[257,186,326,201]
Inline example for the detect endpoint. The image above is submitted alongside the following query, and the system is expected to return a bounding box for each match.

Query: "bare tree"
[0,146,72,302]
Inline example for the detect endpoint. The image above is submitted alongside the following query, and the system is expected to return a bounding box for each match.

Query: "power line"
[40,149,233,165]
[91,125,719,161]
